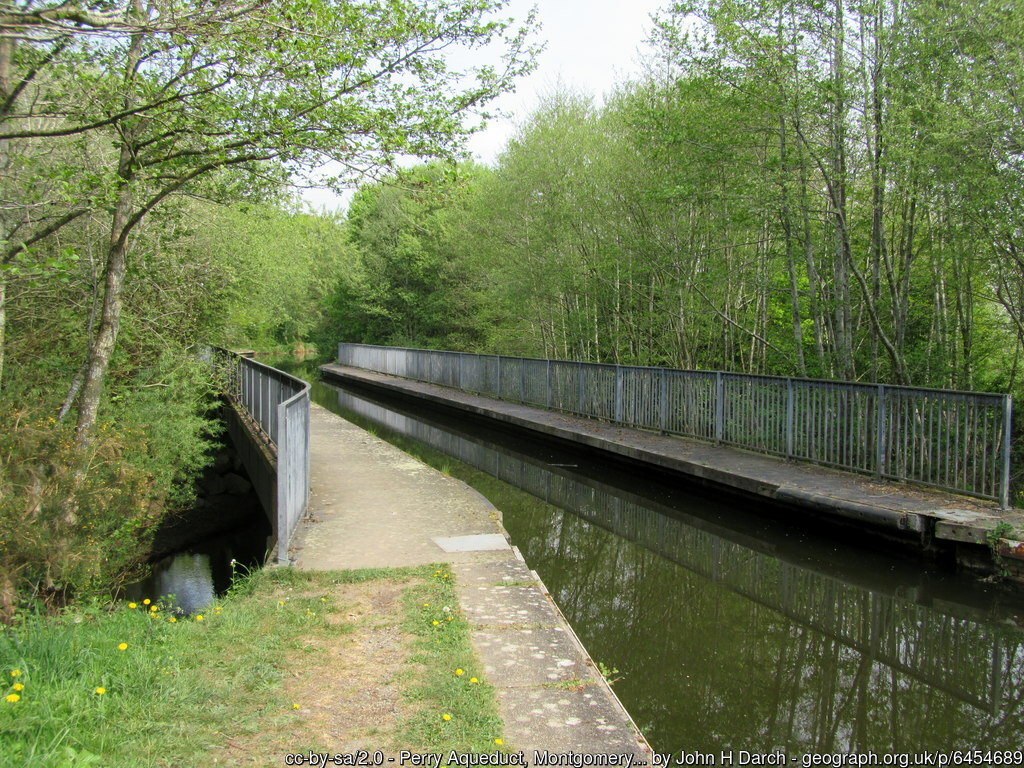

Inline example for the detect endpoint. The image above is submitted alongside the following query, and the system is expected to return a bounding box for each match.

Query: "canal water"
[282,358,1024,758]
[124,435,273,613]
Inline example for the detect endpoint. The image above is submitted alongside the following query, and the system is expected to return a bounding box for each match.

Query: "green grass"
[0,565,505,766]
[400,567,505,752]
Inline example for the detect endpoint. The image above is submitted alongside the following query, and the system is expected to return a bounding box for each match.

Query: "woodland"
[4,0,1024,608]
[0,0,536,611]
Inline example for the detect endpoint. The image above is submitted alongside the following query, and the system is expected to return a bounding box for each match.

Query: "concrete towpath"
[290,402,653,761]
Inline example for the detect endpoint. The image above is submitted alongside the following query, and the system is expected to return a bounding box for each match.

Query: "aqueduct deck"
[321,360,1024,577]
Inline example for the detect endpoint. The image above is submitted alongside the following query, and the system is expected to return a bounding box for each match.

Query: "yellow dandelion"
[214,605,222,612]
[292,703,300,709]
[432,620,440,626]
[143,599,151,606]
[454,669,464,676]
[320,598,327,603]
[5,693,19,703]
[423,603,430,608]
[94,687,106,695]
[168,617,177,623]
[494,738,503,746]
[12,683,24,691]
[128,602,137,609]
[278,600,285,606]
[447,616,453,622]
[117,643,128,651]
[9,670,21,678]
[149,605,158,612]
[194,614,204,621]
[442,713,452,721]
[470,677,479,684]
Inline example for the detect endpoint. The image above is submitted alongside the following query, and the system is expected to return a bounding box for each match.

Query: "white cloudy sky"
[464,0,666,163]
[301,0,667,212]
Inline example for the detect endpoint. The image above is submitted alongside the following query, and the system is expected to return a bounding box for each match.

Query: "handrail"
[338,343,1014,507]
[214,348,310,563]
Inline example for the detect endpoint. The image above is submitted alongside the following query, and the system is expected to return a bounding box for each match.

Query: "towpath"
[290,402,653,761]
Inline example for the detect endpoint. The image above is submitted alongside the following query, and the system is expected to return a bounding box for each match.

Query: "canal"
[284,358,1024,758]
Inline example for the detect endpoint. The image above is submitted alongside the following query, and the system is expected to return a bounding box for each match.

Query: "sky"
[300,0,667,212]
[463,0,666,164]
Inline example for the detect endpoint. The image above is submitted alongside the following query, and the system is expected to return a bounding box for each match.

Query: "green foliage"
[337,0,1024,400]
[0,0,543,608]
[596,661,623,686]
[317,163,484,350]
[183,201,354,349]
[0,351,220,614]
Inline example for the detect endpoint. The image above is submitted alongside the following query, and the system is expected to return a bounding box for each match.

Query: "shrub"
[0,352,221,618]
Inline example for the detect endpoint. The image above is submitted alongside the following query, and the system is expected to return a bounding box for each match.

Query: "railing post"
[876,384,887,479]
[786,378,794,458]
[659,368,668,433]
[546,359,552,409]
[276,400,288,564]
[714,371,724,443]
[1001,394,1013,509]
[615,365,623,423]
[578,361,585,415]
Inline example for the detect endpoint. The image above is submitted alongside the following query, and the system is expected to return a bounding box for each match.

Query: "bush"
[0,352,221,618]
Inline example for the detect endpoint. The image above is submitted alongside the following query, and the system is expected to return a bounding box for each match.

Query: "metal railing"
[338,343,1014,507]
[216,349,310,563]
[331,384,1009,714]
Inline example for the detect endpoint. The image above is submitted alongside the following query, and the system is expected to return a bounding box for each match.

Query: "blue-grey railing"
[217,349,310,563]
[338,343,1014,507]
[333,385,1008,713]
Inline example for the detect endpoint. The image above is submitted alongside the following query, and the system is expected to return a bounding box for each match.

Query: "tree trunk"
[74,1,145,445]
[74,184,132,445]
[0,276,6,390]
[0,34,11,392]
[830,0,856,380]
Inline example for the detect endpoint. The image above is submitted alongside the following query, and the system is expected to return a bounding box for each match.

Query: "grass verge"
[401,567,504,752]
[0,564,504,766]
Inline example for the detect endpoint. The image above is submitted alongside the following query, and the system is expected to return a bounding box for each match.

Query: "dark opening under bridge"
[214,348,310,564]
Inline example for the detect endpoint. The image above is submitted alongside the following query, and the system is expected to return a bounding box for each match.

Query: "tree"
[0,0,538,440]
[327,162,481,348]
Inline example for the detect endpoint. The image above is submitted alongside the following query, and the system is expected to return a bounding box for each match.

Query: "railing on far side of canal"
[215,348,310,563]
[338,343,1014,508]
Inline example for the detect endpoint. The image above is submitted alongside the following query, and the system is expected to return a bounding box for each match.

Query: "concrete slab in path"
[292,403,653,762]
[292,404,505,570]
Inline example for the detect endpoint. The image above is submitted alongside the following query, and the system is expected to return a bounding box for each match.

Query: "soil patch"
[214,578,420,764]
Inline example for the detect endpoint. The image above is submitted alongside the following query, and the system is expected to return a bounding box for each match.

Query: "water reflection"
[149,554,216,614]
[126,513,271,613]
[310,374,1024,755]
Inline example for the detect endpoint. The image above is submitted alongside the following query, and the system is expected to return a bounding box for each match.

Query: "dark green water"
[280,356,1024,758]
